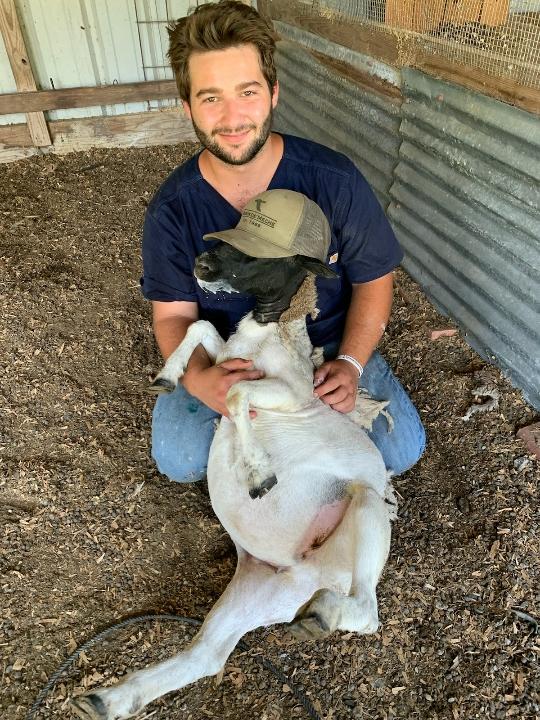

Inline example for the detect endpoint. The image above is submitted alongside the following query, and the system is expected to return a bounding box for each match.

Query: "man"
[142,0,425,482]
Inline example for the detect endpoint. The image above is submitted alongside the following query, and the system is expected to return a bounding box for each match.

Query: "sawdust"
[1,145,538,720]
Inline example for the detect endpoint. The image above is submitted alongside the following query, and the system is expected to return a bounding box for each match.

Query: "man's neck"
[199,133,284,211]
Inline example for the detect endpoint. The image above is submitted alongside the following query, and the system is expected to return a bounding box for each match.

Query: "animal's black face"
[195,242,337,323]
[195,244,303,297]
[195,243,337,296]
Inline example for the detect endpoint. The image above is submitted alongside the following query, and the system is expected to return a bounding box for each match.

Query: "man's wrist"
[336,353,364,377]
[182,349,211,390]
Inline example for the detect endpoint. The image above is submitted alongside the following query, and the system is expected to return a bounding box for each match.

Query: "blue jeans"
[151,350,425,482]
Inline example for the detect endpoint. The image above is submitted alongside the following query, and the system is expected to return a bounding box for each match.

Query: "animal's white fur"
[71,306,395,720]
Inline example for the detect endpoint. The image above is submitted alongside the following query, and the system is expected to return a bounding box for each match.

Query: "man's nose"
[219,98,245,129]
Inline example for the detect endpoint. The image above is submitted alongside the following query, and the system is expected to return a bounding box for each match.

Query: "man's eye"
[242,90,255,97]
[204,96,218,103]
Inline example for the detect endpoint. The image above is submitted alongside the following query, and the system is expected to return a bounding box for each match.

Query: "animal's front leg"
[149,320,224,393]
[71,553,317,720]
[226,379,306,498]
[289,485,392,640]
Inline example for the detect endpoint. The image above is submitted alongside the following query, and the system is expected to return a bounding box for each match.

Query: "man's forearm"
[339,273,394,367]
[153,315,212,381]
[153,315,194,360]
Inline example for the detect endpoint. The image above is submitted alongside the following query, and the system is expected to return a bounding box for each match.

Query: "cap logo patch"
[243,209,276,229]
[254,198,266,212]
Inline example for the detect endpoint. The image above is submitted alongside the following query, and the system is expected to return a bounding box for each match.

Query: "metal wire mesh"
[268,1,540,89]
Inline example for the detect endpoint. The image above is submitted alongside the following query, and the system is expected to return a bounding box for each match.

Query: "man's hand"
[313,359,359,413]
[183,357,264,417]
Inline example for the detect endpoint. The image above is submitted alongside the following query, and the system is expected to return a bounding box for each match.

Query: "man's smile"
[214,127,255,145]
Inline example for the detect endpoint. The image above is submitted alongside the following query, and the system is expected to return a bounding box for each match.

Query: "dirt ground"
[1,144,538,720]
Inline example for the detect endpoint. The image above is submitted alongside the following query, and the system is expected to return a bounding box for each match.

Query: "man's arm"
[313,272,394,413]
[152,300,263,416]
[153,300,199,360]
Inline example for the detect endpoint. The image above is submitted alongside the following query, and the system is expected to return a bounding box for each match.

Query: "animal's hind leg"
[71,552,318,720]
[289,485,392,640]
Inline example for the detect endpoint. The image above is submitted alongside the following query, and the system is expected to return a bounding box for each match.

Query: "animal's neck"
[253,301,285,324]
[252,274,318,326]
[279,275,318,324]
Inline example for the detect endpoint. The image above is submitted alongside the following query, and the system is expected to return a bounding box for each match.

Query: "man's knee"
[151,388,217,483]
[393,419,426,475]
[370,407,425,476]
[152,438,207,483]
[362,352,425,475]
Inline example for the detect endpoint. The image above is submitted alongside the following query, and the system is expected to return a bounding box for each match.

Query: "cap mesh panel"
[293,199,331,261]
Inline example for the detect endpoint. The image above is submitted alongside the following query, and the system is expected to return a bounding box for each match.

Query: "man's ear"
[271,80,279,109]
[182,100,192,120]
[296,255,338,279]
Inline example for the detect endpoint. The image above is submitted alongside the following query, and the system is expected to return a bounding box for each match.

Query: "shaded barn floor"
[0,146,538,720]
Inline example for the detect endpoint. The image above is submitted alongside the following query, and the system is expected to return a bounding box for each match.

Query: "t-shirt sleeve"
[140,205,198,302]
[337,168,403,283]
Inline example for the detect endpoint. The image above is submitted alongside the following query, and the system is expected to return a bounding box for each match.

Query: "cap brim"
[202,227,296,259]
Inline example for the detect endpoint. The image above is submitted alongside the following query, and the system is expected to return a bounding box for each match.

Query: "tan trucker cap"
[202,189,331,262]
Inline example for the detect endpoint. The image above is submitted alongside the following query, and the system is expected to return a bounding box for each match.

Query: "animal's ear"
[296,255,339,279]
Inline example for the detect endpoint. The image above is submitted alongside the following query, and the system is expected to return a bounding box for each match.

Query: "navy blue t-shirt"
[141,134,403,347]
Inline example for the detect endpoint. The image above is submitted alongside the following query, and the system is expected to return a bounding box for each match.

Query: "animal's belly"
[209,450,353,566]
[215,492,350,567]
[208,403,386,567]
[297,497,350,558]
[251,405,387,494]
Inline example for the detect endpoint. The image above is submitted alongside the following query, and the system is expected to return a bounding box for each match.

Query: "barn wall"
[390,69,540,408]
[274,27,540,409]
[0,0,209,126]
[274,30,402,209]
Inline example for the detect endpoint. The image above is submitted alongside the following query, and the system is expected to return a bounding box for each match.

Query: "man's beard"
[192,108,273,166]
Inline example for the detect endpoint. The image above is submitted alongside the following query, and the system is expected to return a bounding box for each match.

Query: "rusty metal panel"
[274,37,401,208]
[388,69,540,408]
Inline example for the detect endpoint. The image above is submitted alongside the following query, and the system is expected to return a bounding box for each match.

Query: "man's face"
[183,44,278,166]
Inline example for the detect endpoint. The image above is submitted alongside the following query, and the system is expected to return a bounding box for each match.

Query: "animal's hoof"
[287,613,332,641]
[249,475,278,499]
[288,588,343,640]
[147,377,176,394]
[70,693,108,720]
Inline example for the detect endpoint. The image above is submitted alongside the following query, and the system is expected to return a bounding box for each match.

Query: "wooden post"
[0,0,51,147]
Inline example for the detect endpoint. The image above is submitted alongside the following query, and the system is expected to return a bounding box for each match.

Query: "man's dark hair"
[168,1,278,102]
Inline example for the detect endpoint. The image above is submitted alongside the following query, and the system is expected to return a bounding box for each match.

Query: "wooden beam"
[0,106,197,163]
[385,1,434,33]
[0,79,179,116]
[0,0,51,146]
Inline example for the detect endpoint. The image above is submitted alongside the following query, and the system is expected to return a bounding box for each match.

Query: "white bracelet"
[336,353,364,377]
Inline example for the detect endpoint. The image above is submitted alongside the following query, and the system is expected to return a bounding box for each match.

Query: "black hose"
[26,613,322,720]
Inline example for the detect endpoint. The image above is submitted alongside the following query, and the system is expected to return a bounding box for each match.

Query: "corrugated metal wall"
[275,31,540,409]
[274,33,401,209]
[389,69,540,408]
